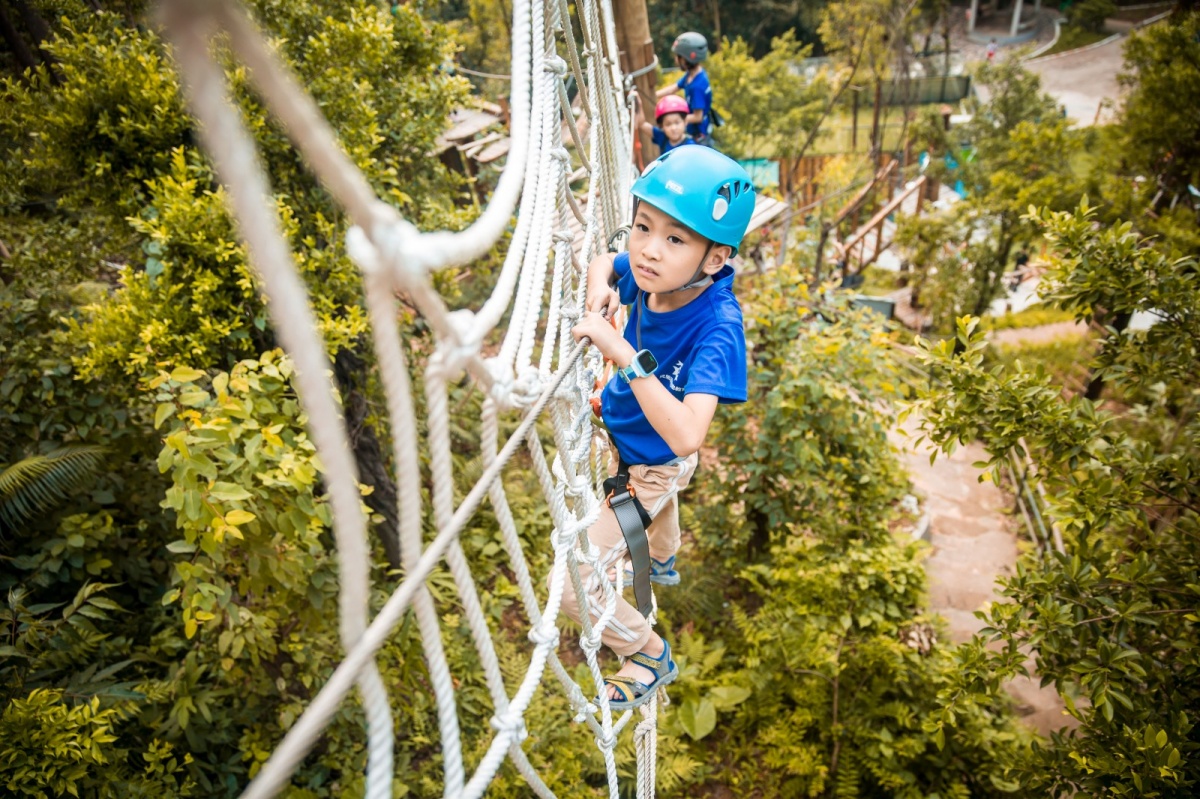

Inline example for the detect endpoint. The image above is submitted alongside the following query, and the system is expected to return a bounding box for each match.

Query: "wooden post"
[612,0,657,162]
[870,79,882,156]
[852,88,860,152]
[968,0,980,32]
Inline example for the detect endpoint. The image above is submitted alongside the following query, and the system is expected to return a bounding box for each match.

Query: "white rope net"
[159,0,662,796]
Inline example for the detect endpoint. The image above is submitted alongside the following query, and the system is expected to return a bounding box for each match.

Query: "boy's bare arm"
[655,85,679,99]
[685,109,703,125]
[632,383,718,457]
[571,311,719,457]
[633,97,653,135]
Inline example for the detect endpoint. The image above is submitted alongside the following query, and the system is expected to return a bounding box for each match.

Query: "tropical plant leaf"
[0,445,107,532]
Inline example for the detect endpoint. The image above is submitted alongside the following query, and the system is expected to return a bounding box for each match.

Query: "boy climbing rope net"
[658,31,715,147]
[560,146,755,709]
[636,95,696,156]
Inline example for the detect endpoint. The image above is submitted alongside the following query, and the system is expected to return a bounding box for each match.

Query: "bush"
[1067,0,1116,33]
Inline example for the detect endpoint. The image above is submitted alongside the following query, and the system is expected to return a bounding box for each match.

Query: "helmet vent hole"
[713,184,732,221]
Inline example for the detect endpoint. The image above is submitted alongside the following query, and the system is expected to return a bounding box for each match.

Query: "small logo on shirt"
[661,360,685,392]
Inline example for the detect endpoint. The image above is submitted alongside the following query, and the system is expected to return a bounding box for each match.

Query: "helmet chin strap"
[659,242,714,294]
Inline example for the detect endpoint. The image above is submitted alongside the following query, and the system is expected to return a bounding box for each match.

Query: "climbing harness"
[603,453,656,617]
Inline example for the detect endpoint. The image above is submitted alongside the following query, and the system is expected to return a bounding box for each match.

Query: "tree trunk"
[1084,310,1131,400]
[13,0,51,48]
[811,221,832,289]
[747,504,770,559]
[12,0,57,79]
[0,4,39,75]
[334,348,403,570]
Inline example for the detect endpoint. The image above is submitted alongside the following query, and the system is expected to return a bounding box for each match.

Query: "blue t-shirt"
[651,127,696,153]
[675,68,712,139]
[601,252,747,466]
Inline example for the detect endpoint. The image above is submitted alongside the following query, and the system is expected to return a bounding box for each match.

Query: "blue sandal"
[612,555,681,588]
[602,638,678,711]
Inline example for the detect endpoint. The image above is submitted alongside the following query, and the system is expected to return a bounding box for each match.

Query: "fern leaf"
[0,446,107,532]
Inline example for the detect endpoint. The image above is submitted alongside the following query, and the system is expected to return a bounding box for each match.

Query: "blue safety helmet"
[630,147,756,254]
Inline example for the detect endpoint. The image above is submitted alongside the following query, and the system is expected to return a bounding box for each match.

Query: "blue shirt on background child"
[650,128,696,153]
[600,251,747,466]
[675,69,712,140]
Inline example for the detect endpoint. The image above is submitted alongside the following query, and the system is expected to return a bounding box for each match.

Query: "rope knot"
[552,230,574,244]
[509,364,543,408]
[434,309,482,378]
[581,629,602,653]
[550,147,571,165]
[545,55,568,76]
[347,204,430,288]
[565,475,591,499]
[634,716,657,740]
[486,359,517,410]
[490,710,528,742]
[528,622,559,646]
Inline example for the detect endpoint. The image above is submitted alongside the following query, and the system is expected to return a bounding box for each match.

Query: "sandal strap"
[626,639,671,676]
[604,675,649,702]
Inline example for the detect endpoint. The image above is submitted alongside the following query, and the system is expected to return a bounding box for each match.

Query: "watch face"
[636,350,658,373]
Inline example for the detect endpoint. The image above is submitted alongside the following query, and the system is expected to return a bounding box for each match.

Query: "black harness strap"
[603,454,656,617]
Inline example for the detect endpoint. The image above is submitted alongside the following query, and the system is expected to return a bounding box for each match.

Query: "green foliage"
[0,17,191,216]
[1066,0,1116,34]
[989,335,1098,396]
[153,352,337,649]
[0,4,473,794]
[661,630,751,741]
[908,203,1200,796]
[0,584,194,798]
[709,530,1027,797]
[704,32,828,159]
[900,59,1084,326]
[699,260,908,557]
[1090,10,1200,254]
[983,305,1077,331]
[660,259,1027,796]
[0,690,194,799]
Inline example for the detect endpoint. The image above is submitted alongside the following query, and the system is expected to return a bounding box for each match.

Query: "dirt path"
[890,420,1069,736]
[1026,34,1127,125]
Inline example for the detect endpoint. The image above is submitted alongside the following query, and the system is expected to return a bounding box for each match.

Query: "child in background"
[637,95,695,156]
[657,31,713,146]
[561,146,755,710]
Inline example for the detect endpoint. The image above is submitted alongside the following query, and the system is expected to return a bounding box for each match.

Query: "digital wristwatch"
[617,349,658,383]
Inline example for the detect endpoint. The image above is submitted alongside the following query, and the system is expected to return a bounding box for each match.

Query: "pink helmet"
[654,95,689,123]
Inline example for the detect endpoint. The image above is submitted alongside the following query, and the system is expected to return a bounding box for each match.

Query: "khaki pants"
[556,453,697,657]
